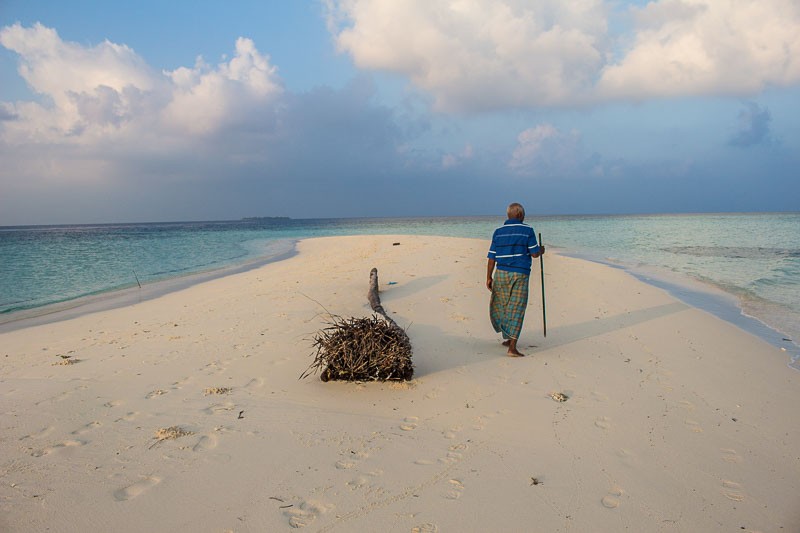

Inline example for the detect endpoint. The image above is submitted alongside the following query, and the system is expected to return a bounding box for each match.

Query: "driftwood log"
[367,268,395,325]
[301,268,414,382]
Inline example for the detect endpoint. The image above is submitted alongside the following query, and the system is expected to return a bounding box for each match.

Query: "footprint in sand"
[438,450,463,465]
[245,377,264,389]
[49,388,81,403]
[18,426,55,441]
[400,416,419,431]
[591,391,609,402]
[721,480,745,501]
[113,476,161,501]
[71,421,101,435]
[31,439,86,457]
[678,399,696,411]
[449,442,469,452]
[172,376,193,388]
[616,448,638,467]
[203,361,225,375]
[114,411,140,423]
[335,460,356,470]
[203,402,236,415]
[445,479,464,500]
[601,487,625,509]
[412,524,439,533]
[721,448,743,464]
[595,416,612,430]
[424,387,442,400]
[346,469,383,491]
[442,425,462,440]
[192,434,219,453]
[283,500,335,528]
[347,476,368,490]
[684,419,703,433]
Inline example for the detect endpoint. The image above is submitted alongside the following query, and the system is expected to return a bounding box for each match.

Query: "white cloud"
[327,0,608,111]
[163,37,282,134]
[0,23,282,145]
[0,23,155,101]
[326,0,800,111]
[0,22,419,223]
[597,0,800,99]
[509,124,582,176]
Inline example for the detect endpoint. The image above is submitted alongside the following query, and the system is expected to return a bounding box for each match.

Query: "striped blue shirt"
[487,219,540,274]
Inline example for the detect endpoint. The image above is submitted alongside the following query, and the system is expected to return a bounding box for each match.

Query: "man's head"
[507,202,525,221]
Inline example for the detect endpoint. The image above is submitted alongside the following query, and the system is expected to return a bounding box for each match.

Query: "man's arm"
[486,258,496,291]
[529,230,545,258]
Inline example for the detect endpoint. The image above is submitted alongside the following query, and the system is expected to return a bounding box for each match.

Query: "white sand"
[1,235,798,532]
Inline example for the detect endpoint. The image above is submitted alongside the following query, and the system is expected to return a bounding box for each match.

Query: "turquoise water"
[0,217,496,315]
[1,213,798,365]
[537,213,800,352]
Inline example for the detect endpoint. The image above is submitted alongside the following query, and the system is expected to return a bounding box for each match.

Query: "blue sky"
[1,0,798,224]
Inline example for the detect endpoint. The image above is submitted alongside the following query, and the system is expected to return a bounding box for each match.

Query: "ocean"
[1,213,798,367]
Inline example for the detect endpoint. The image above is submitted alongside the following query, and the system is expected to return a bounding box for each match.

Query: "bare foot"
[506,339,525,357]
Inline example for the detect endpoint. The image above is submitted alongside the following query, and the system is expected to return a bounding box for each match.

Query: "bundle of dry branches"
[301,268,414,382]
[301,314,413,382]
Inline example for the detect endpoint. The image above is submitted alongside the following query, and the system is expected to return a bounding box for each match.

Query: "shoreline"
[627,268,800,370]
[4,234,798,370]
[1,234,798,531]
[0,241,298,334]
[563,251,800,370]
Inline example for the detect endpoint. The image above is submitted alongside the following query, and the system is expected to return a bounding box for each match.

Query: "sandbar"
[1,235,798,532]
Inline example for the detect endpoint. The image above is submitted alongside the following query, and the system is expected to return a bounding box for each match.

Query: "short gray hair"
[507,202,525,220]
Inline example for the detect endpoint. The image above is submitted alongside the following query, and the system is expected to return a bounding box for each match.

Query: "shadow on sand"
[377,274,450,300]
[406,301,690,378]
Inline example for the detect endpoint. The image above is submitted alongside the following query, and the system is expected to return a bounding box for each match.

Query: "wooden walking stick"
[539,232,547,337]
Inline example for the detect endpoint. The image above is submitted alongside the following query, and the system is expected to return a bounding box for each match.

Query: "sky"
[0,0,798,225]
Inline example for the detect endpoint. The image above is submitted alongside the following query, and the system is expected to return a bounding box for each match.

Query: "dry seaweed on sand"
[52,358,80,366]
[301,314,413,382]
[301,267,414,382]
[149,426,194,449]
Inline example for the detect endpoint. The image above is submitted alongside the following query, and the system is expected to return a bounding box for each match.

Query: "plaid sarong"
[489,270,529,340]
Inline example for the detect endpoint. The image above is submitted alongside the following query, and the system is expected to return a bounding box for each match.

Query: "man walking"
[486,202,545,357]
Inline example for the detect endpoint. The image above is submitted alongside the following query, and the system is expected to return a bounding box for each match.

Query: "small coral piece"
[550,392,569,402]
[203,387,232,395]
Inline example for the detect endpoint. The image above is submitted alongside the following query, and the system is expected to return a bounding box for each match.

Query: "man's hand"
[486,258,496,292]
[531,245,546,258]
[486,277,493,291]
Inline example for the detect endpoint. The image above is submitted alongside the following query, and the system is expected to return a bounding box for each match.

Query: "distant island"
[241,216,291,221]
